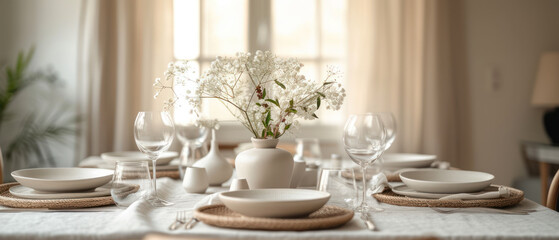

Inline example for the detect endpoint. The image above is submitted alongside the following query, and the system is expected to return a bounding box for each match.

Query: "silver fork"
[168,211,190,230]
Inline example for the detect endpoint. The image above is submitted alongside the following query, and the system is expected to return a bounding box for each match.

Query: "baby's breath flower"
[154,51,345,139]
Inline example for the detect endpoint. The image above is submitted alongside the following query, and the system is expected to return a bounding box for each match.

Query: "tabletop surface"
[1,177,559,240]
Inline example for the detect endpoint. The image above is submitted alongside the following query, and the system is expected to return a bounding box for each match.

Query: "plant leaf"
[312,113,319,119]
[317,96,321,109]
[286,108,297,113]
[274,80,286,89]
[255,102,261,107]
[317,92,326,98]
[289,99,294,108]
[261,129,266,138]
[265,99,280,108]
[284,124,291,131]
[265,111,271,126]
[262,88,266,99]
[323,81,334,86]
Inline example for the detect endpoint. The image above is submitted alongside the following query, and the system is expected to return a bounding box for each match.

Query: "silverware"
[429,207,536,215]
[169,211,190,230]
[185,218,200,230]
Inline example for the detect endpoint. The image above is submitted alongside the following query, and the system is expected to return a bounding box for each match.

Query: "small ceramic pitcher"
[182,167,209,194]
[229,178,250,191]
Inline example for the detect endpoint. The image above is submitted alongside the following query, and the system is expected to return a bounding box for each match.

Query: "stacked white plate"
[396,169,495,197]
[10,168,114,199]
[382,153,437,169]
[101,151,178,166]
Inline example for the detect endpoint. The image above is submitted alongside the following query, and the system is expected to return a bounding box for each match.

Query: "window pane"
[174,0,200,60]
[321,0,347,58]
[272,0,317,57]
[202,0,248,57]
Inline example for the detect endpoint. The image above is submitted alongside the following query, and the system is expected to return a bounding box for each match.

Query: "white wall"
[0,0,81,169]
[453,0,559,185]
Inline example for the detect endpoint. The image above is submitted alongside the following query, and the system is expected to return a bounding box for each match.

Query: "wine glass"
[134,111,175,207]
[295,138,322,167]
[377,112,397,152]
[174,119,209,179]
[343,113,386,213]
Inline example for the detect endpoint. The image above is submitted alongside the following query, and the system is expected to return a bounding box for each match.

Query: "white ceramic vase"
[193,129,233,186]
[235,138,294,189]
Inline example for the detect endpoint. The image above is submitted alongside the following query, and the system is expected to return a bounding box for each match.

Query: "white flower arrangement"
[154,50,345,139]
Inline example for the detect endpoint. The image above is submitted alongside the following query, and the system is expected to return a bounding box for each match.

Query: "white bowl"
[400,169,494,193]
[382,153,437,169]
[101,151,178,165]
[11,168,114,192]
[219,189,331,218]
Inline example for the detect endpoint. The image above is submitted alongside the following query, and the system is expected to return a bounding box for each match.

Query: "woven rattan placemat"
[156,170,180,179]
[373,187,524,208]
[194,204,354,231]
[0,183,115,209]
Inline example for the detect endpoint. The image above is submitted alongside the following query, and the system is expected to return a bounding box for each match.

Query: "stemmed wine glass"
[174,106,209,179]
[134,111,175,207]
[378,112,397,153]
[343,113,386,213]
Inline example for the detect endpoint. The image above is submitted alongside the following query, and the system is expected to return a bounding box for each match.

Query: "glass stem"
[151,159,157,194]
[361,165,368,208]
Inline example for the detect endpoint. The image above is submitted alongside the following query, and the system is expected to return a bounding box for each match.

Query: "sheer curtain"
[77,0,174,159]
[347,0,458,165]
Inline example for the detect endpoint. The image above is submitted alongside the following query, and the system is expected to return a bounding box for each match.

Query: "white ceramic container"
[229,178,250,191]
[235,138,294,189]
[182,167,209,194]
[399,169,494,193]
[193,129,233,186]
[11,168,113,192]
[219,189,330,218]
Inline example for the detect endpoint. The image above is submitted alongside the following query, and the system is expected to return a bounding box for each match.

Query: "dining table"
[1,176,559,240]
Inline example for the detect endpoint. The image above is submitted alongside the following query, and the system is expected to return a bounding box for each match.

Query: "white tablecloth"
[1,178,559,240]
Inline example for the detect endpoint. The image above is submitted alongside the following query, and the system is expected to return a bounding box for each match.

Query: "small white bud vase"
[193,129,233,186]
[235,138,294,189]
[182,167,209,193]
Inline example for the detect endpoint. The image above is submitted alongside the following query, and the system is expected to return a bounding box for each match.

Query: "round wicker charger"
[373,187,524,208]
[0,183,115,209]
[156,170,180,179]
[194,204,354,231]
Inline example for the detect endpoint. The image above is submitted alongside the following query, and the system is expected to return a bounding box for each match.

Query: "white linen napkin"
[193,192,222,209]
[439,186,510,200]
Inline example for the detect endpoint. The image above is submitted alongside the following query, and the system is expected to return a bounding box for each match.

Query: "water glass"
[317,168,358,209]
[111,161,152,208]
[296,138,322,167]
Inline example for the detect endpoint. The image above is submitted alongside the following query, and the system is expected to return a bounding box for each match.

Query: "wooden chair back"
[547,169,559,210]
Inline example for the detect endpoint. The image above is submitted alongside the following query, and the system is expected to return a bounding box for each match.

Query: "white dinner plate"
[9,184,111,199]
[391,184,499,199]
[219,189,331,218]
[399,169,494,193]
[101,151,178,166]
[11,168,114,192]
[382,153,437,169]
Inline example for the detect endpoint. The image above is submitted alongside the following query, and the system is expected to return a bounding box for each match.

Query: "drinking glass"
[377,112,397,152]
[134,111,175,206]
[317,168,358,209]
[343,113,386,213]
[111,161,152,208]
[175,122,209,178]
[295,138,322,167]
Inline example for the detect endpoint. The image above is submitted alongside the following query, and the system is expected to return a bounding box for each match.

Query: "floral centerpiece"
[154,50,345,139]
[154,51,345,188]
